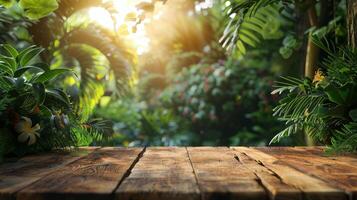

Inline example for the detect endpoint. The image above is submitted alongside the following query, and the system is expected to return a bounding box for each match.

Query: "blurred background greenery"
[1,0,356,158]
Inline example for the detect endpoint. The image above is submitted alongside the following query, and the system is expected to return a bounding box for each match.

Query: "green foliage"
[26,0,136,120]
[221,0,286,57]
[0,0,58,19]
[161,57,282,145]
[271,39,357,152]
[0,0,15,8]
[94,99,195,146]
[0,6,31,44]
[19,0,58,20]
[279,35,301,59]
[0,44,112,160]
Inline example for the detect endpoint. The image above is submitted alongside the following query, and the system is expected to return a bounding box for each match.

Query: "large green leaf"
[32,83,46,105]
[14,66,44,77]
[1,44,18,57]
[1,76,16,87]
[34,68,72,83]
[0,0,15,8]
[324,84,348,105]
[0,77,13,90]
[19,0,58,20]
[45,89,71,108]
[0,55,16,71]
[18,46,43,67]
[0,62,14,76]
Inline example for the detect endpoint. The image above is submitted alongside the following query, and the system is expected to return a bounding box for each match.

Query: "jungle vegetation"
[0,0,357,160]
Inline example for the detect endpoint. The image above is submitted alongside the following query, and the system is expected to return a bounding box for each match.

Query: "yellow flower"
[313,69,325,83]
[15,117,40,145]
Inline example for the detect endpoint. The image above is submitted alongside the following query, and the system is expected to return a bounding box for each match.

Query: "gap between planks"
[185,147,203,200]
[233,148,303,200]
[256,147,357,200]
[233,147,349,200]
[112,146,147,193]
[2,147,355,200]
[116,147,201,200]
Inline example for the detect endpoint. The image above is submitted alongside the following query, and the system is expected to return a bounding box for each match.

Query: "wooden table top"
[0,147,357,200]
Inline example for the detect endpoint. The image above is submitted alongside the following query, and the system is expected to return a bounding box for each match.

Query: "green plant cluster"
[271,39,357,153]
[160,58,282,145]
[0,0,58,20]
[221,0,286,57]
[0,44,73,157]
[0,44,112,160]
[94,99,196,146]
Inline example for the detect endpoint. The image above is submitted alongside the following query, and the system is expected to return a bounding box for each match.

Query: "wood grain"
[238,147,348,200]
[15,147,143,200]
[187,147,266,200]
[0,147,356,200]
[232,147,301,200]
[115,147,200,200]
[0,147,96,200]
[258,147,357,200]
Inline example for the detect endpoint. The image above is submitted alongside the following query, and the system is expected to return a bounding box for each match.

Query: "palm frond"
[64,44,108,120]
[328,122,357,153]
[220,0,291,56]
[269,122,300,144]
[312,36,357,84]
[271,76,305,95]
[64,25,135,96]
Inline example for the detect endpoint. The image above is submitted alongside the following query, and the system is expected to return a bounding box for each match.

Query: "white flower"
[15,117,40,145]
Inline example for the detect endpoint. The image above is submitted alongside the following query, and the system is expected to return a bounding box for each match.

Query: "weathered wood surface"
[116,147,200,200]
[0,147,97,200]
[0,147,357,200]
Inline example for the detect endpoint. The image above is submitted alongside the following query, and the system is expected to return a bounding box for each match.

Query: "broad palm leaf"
[27,0,135,119]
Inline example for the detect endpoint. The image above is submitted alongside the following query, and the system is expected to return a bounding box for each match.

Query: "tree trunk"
[294,1,310,76]
[304,0,319,79]
[303,0,319,146]
[348,0,357,48]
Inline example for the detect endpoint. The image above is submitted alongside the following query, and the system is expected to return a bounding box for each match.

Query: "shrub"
[0,44,111,160]
[94,99,197,146]
[161,58,283,145]
[271,39,357,153]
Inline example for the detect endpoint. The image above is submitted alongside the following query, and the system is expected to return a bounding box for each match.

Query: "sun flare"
[88,0,151,54]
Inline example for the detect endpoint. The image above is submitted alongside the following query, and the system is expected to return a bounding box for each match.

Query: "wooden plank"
[257,147,357,200]
[115,147,200,200]
[238,147,347,200]
[187,147,266,200]
[293,147,357,168]
[16,147,144,200]
[232,147,302,200]
[0,147,96,200]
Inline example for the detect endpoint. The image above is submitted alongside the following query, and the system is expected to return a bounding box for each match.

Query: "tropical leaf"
[34,68,72,83]
[19,0,59,20]
[14,66,44,77]
[269,123,299,144]
[64,25,134,95]
[45,88,71,109]
[0,55,16,71]
[18,45,44,67]
[1,44,18,57]
[63,44,108,120]
[32,82,46,105]
[0,62,14,76]
[0,0,15,8]
[220,0,289,56]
